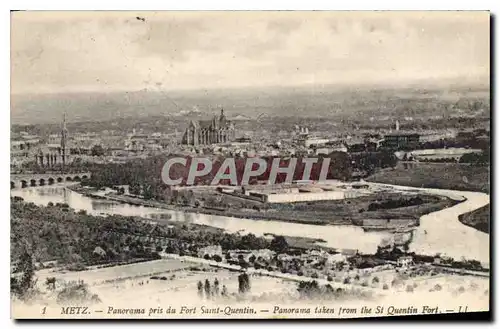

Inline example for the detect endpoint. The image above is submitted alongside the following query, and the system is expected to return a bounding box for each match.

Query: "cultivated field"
[367,163,490,193]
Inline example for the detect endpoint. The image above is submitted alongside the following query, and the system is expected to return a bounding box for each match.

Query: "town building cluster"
[11,109,489,173]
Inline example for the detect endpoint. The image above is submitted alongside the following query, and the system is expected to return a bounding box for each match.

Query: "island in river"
[68,183,459,230]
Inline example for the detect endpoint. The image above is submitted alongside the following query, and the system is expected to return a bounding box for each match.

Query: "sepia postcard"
[10,10,491,320]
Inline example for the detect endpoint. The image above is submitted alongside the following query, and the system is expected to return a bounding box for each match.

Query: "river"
[10,183,489,265]
[369,183,490,266]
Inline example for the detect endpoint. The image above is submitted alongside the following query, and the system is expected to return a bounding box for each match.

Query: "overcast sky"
[11,11,490,94]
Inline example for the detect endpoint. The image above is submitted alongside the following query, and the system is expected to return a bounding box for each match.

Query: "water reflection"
[11,185,391,253]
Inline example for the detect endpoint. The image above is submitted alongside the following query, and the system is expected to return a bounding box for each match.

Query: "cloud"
[11,11,490,94]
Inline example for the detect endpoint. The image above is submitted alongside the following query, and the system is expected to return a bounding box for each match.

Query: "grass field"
[458,205,490,234]
[35,259,196,286]
[367,163,490,193]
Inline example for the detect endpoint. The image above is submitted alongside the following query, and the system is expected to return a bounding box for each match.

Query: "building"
[234,136,252,144]
[409,148,483,161]
[382,133,420,150]
[302,137,331,148]
[182,109,235,146]
[244,185,355,203]
[197,245,223,259]
[11,135,41,167]
[397,256,414,268]
[34,113,72,167]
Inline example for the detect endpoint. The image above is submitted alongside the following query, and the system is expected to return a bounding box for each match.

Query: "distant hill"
[10,84,490,125]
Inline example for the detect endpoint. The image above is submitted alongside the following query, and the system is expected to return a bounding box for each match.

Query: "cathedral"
[182,109,235,146]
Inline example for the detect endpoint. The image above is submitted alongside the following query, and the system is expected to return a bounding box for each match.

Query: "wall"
[360,218,418,228]
[265,190,345,203]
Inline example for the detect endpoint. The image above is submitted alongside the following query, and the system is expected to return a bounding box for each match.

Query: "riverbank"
[68,184,456,230]
[68,185,353,226]
[12,182,489,261]
[458,205,489,234]
[366,182,490,267]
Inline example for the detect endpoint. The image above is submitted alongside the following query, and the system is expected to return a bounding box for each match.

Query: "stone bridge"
[10,172,91,189]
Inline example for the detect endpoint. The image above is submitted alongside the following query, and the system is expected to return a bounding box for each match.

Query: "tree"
[221,285,228,297]
[91,144,105,157]
[238,273,251,294]
[57,281,100,304]
[13,248,36,299]
[270,236,289,254]
[45,277,56,291]
[197,281,203,298]
[249,254,256,263]
[297,280,321,298]
[204,279,211,298]
[214,278,220,296]
[212,254,222,263]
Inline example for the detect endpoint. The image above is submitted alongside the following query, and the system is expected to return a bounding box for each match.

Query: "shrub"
[327,276,333,282]
[311,273,319,279]
[382,284,389,290]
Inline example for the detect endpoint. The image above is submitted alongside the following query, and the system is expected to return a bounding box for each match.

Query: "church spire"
[219,107,226,122]
[61,112,68,168]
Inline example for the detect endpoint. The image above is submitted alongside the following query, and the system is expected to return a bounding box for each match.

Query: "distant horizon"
[10,81,490,126]
[10,75,491,97]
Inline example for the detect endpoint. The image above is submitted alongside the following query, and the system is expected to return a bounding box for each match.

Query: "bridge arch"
[11,172,91,189]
